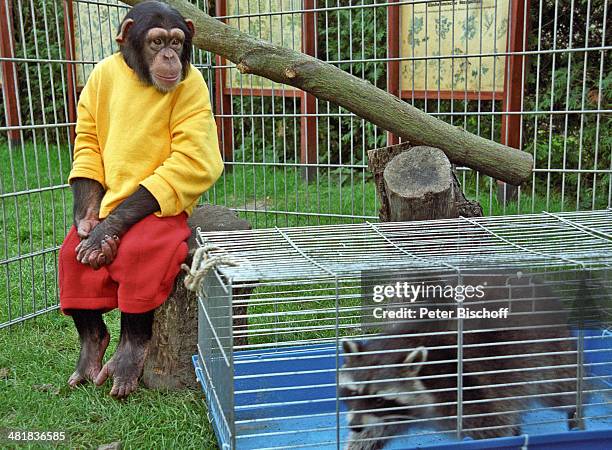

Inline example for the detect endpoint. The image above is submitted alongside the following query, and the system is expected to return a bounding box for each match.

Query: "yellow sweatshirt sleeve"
[140,69,224,217]
[68,67,105,187]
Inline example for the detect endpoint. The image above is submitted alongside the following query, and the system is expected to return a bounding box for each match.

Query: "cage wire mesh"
[194,210,612,449]
[0,2,609,324]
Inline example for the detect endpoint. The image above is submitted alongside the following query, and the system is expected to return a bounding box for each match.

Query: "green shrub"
[5,0,68,139]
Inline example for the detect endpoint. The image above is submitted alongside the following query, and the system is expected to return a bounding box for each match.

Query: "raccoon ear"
[404,347,428,376]
[342,340,361,355]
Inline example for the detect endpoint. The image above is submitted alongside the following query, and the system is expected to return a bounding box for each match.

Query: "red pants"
[59,214,191,314]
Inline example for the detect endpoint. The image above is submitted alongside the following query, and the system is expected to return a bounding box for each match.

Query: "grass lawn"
[0,140,602,449]
[0,312,217,450]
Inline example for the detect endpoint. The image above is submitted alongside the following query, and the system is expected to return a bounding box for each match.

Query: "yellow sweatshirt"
[69,53,224,218]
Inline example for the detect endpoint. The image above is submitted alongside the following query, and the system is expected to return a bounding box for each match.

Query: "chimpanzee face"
[116,1,194,93]
[142,26,187,92]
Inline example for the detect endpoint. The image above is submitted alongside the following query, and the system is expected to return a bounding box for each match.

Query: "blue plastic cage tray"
[194,329,612,449]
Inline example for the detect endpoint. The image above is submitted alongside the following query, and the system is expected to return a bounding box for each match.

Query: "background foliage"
[3,0,68,137]
[522,0,610,207]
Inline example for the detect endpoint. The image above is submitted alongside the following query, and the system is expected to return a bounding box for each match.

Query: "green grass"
[0,312,217,450]
[1,142,73,326]
[0,140,606,449]
[210,164,577,229]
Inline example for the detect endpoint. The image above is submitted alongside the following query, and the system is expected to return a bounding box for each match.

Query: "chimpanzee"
[59,1,223,399]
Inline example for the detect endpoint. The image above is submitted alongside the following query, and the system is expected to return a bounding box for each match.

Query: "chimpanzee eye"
[153,38,162,46]
[172,39,181,46]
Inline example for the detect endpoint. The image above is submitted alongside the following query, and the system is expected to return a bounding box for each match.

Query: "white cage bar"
[195,209,612,449]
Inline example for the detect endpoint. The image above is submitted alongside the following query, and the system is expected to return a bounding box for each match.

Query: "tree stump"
[367,142,413,222]
[142,204,251,390]
[369,144,483,222]
[384,147,458,221]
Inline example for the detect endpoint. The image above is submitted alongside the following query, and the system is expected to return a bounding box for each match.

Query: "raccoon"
[340,273,578,450]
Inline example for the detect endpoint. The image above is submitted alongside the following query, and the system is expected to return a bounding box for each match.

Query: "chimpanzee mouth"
[155,74,180,82]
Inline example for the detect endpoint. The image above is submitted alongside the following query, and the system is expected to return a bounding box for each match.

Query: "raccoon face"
[340,340,434,432]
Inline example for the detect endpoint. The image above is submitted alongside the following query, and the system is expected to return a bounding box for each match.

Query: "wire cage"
[193,210,612,450]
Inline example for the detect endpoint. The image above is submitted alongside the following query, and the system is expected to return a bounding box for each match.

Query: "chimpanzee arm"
[75,186,160,268]
[72,178,105,238]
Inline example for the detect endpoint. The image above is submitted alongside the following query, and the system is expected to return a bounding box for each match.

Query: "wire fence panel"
[1,0,76,328]
[210,0,610,227]
[0,0,610,327]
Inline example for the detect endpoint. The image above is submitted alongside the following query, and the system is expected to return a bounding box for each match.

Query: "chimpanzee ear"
[185,19,195,38]
[115,18,134,44]
[342,339,361,355]
[403,346,428,377]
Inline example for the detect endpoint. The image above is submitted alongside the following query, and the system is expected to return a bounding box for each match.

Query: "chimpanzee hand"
[76,219,121,270]
[75,186,160,270]
[75,206,101,240]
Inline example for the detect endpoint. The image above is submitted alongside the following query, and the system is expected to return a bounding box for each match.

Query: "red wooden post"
[300,0,317,181]
[501,0,529,150]
[498,0,530,201]
[386,0,401,146]
[0,0,21,145]
[63,0,77,144]
[214,0,234,165]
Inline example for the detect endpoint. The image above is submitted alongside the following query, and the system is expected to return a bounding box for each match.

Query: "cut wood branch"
[121,0,533,185]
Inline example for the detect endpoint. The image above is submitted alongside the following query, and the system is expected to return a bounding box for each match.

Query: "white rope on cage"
[181,241,243,292]
[520,433,529,450]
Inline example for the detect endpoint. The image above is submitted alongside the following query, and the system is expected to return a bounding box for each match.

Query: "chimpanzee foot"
[94,340,149,399]
[68,330,110,387]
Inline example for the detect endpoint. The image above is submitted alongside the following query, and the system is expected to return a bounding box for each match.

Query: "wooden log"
[374,145,483,222]
[142,204,251,390]
[120,0,533,186]
[367,142,413,222]
[384,146,458,221]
